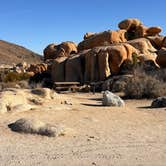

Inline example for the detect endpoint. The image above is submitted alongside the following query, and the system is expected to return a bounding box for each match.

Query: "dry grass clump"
[124,67,166,99]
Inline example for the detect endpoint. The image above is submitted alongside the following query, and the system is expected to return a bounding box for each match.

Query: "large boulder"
[60,42,77,56]
[83,43,138,82]
[135,25,162,38]
[8,118,65,137]
[65,54,83,83]
[106,43,139,74]
[44,42,77,61]
[119,18,162,40]
[43,43,57,61]
[102,90,125,106]
[51,57,67,82]
[118,18,142,31]
[78,30,127,51]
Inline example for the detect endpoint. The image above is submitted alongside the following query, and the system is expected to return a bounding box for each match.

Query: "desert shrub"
[124,67,166,99]
[4,72,30,82]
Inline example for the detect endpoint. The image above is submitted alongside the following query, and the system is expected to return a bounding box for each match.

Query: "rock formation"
[41,18,166,85]
[44,41,77,61]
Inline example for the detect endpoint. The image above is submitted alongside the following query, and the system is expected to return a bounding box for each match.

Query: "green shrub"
[4,72,30,82]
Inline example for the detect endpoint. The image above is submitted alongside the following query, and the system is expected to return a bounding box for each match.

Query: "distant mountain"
[0,40,43,65]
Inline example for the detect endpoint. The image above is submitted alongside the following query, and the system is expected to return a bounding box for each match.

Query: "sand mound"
[0,88,69,114]
[31,88,57,99]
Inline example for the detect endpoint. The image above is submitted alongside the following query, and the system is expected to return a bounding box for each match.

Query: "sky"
[0,0,165,55]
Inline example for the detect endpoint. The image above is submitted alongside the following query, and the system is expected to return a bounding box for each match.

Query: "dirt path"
[0,93,166,166]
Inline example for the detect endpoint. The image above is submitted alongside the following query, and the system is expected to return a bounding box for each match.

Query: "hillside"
[0,40,43,65]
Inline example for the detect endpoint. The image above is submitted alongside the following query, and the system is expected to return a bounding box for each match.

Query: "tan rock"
[107,43,139,74]
[118,18,142,30]
[83,32,95,40]
[146,27,162,36]
[44,42,77,61]
[78,30,127,51]
[127,38,159,67]
[98,48,111,80]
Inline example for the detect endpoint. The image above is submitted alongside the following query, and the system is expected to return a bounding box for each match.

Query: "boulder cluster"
[40,19,166,84]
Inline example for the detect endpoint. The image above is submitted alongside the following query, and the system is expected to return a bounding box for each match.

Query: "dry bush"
[124,67,166,99]
[4,72,30,82]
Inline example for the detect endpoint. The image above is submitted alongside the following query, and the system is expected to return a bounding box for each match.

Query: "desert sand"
[0,92,166,166]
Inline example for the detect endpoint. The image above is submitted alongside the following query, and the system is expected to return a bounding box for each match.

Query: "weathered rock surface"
[151,97,166,108]
[128,38,159,67]
[8,118,65,137]
[44,42,77,61]
[102,90,125,106]
[78,30,127,51]
[156,48,166,67]
[51,57,67,82]
[65,54,84,82]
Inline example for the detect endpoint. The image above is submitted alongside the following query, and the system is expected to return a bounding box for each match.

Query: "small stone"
[151,97,166,108]
[102,90,125,107]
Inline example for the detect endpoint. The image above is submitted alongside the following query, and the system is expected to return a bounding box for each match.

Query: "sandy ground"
[0,92,166,166]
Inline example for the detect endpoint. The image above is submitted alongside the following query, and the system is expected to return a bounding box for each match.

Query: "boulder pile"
[41,18,166,84]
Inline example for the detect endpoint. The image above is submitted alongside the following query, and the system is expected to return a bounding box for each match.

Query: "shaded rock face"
[8,118,64,137]
[102,91,125,107]
[65,54,84,83]
[51,57,68,82]
[151,97,166,108]
[146,36,165,50]
[156,48,166,67]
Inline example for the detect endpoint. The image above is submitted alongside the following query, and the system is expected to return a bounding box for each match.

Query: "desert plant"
[4,72,30,82]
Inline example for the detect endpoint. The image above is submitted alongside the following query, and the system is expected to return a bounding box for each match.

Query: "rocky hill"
[0,40,42,65]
